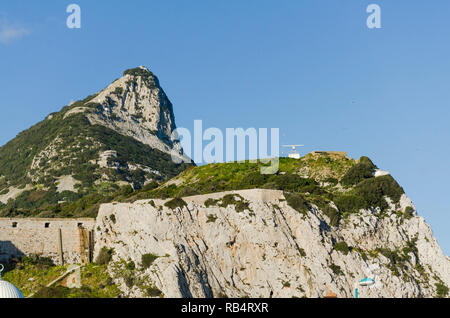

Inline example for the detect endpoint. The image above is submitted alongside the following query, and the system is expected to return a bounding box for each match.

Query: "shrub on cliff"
[359,156,376,167]
[333,193,365,214]
[164,197,187,209]
[265,174,319,194]
[436,282,449,298]
[207,214,218,223]
[219,194,250,212]
[403,206,414,219]
[124,274,135,288]
[334,242,350,255]
[355,175,404,207]
[375,247,408,277]
[125,260,135,271]
[334,175,404,213]
[329,263,343,276]
[95,247,114,265]
[323,177,338,186]
[285,192,307,214]
[204,198,218,207]
[22,254,54,270]
[146,286,163,297]
[311,196,340,227]
[324,207,340,227]
[341,156,376,186]
[141,253,159,269]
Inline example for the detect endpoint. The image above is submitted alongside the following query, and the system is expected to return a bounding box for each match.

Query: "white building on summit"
[0,264,24,298]
[283,145,304,159]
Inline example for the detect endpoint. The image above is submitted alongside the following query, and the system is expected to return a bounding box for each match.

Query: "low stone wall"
[311,151,347,158]
[0,218,95,265]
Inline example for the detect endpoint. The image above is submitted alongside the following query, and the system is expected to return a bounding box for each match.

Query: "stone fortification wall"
[0,218,95,265]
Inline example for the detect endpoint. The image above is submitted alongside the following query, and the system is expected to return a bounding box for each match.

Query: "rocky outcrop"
[94,189,449,298]
[81,66,184,160]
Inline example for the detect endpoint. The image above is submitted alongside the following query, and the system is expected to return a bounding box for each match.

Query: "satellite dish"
[282,145,304,151]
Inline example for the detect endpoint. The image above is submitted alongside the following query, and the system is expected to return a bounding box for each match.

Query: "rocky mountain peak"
[0,67,193,216]
[123,65,155,77]
[83,66,182,158]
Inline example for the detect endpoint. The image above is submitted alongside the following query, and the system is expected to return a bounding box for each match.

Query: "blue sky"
[0,1,449,254]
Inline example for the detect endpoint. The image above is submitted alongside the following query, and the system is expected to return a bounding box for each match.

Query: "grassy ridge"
[118,154,405,226]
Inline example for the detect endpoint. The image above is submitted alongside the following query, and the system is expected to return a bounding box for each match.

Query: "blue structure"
[359,277,375,286]
[355,277,375,298]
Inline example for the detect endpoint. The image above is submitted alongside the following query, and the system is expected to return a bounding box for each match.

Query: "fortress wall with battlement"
[0,218,95,265]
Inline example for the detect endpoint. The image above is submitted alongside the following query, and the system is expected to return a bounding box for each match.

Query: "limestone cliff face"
[94,189,449,298]
[72,66,183,159]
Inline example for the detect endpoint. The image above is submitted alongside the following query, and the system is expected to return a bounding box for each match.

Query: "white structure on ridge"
[283,145,304,159]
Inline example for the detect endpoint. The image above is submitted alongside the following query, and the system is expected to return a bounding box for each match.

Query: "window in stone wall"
[45,222,50,228]
[12,222,17,228]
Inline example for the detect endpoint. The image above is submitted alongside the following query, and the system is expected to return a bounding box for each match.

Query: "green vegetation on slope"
[0,111,189,189]
[123,157,329,201]
[0,98,192,218]
[3,255,120,298]
[113,154,405,227]
[0,122,402,225]
[0,183,135,218]
[341,156,377,186]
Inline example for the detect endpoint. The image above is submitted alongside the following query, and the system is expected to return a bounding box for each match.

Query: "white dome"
[0,279,24,298]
